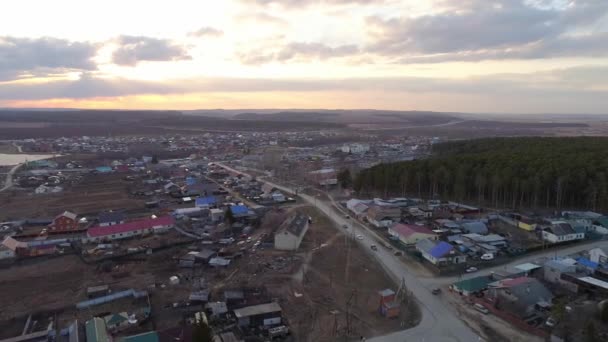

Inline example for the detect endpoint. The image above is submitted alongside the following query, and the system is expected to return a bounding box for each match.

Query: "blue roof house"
[230,205,249,217]
[196,196,217,208]
[416,239,467,265]
[95,166,113,173]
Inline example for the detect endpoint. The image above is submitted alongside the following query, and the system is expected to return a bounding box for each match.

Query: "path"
[0,163,23,192]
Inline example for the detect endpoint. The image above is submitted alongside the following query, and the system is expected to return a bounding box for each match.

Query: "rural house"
[274,213,310,251]
[98,211,125,227]
[50,211,79,231]
[416,239,467,265]
[486,277,553,319]
[541,221,585,244]
[388,223,437,245]
[84,216,175,243]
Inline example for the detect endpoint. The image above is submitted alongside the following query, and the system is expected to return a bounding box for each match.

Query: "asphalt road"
[216,162,482,342]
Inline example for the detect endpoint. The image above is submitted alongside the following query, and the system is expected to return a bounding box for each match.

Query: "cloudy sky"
[0,0,607,113]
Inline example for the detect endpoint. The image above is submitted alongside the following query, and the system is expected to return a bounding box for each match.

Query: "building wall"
[274,223,309,251]
[0,249,15,260]
[542,231,585,243]
[53,216,77,231]
[400,233,437,245]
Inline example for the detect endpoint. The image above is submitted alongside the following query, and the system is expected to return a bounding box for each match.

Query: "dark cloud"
[112,35,191,66]
[0,36,98,81]
[188,27,224,38]
[239,42,360,64]
[366,0,608,62]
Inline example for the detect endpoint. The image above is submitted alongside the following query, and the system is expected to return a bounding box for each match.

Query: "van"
[481,253,494,261]
[473,303,489,314]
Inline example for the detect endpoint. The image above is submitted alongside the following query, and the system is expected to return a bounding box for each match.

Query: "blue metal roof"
[429,241,454,258]
[230,205,249,215]
[196,196,217,206]
[577,257,599,270]
[186,177,197,185]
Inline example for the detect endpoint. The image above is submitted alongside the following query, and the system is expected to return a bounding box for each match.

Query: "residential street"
[216,162,482,342]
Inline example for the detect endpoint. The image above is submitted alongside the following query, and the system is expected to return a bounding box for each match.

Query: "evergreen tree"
[337,168,353,189]
[193,320,214,342]
[225,206,235,225]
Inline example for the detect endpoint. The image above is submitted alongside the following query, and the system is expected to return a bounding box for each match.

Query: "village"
[0,150,420,342]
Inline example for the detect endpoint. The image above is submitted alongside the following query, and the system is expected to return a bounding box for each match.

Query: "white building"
[541,221,585,244]
[341,143,370,154]
[274,214,310,251]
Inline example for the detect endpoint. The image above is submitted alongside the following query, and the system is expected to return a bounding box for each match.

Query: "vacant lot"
[0,173,146,221]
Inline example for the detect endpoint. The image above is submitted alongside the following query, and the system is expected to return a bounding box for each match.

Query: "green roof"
[105,312,128,326]
[595,216,608,228]
[120,332,159,342]
[453,276,493,293]
[85,318,109,342]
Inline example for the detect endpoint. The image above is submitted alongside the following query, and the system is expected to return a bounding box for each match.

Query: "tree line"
[354,137,608,211]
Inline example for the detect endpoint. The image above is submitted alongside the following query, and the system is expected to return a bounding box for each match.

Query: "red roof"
[501,277,532,288]
[88,216,175,238]
[390,223,434,238]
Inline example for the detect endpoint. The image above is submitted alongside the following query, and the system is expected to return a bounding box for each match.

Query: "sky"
[0,0,607,113]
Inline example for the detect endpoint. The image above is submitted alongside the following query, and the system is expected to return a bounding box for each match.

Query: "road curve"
[215,162,482,342]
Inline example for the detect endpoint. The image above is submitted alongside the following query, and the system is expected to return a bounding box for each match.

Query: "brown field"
[0,173,146,221]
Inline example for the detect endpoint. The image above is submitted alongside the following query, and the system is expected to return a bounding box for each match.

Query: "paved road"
[216,162,482,342]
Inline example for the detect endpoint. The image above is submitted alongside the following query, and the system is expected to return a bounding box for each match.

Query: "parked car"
[473,303,489,314]
[342,224,349,229]
[545,317,557,327]
[466,267,478,273]
[481,253,494,261]
[370,245,378,251]
[432,288,441,295]
[345,215,350,219]
[394,251,403,256]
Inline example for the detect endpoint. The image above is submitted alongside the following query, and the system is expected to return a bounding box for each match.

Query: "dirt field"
[0,173,146,221]
[220,205,420,341]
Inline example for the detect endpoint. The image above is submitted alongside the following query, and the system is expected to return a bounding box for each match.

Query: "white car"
[466,267,478,273]
[356,235,363,240]
[545,317,557,327]
[481,253,494,261]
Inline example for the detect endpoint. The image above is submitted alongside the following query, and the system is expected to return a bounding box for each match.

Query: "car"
[345,215,350,219]
[481,253,494,261]
[432,288,441,295]
[394,251,403,256]
[545,317,557,327]
[370,245,378,251]
[356,235,364,240]
[473,303,489,314]
[466,267,478,273]
[342,224,349,229]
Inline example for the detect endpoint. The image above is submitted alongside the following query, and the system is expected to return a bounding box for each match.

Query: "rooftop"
[87,216,174,238]
[233,302,282,318]
[391,223,435,238]
[276,213,309,237]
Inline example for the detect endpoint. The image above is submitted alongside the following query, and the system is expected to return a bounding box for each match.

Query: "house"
[486,277,553,319]
[271,191,286,202]
[541,221,585,243]
[233,302,282,327]
[274,213,310,251]
[366,206,401,228]
[461,233,508,249]
[229,205,250,219]
[85,216,175,243]
[95,166,113,173]
[460,221,488,235]
[103,312,130,332]
[589,247,608,264]
[98,211,125,227]
[351,202,370,218]
[451,275,493,296]
[86,317,110,342]
[50,211,79,231]
[416,239,466,265]
[0,244,15,260]
[205,302,228,318]
[388,223,437,245]
[210,208,224,222]
[195,196,217,208]
[346,199,371,213]
[543,258,578,293]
